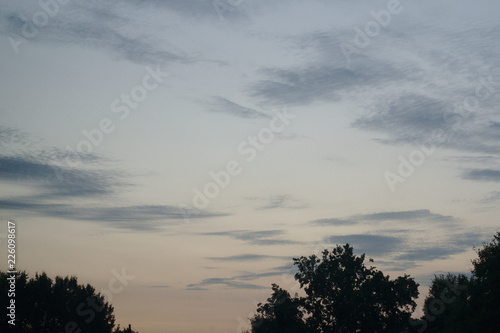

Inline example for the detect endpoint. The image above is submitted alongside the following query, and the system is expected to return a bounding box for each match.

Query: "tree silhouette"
[114,324,140,333]
[249,283,309,333]
[422,231,500,333]
[470,231,500,331]
[419,273,470,333]
[0,271,137,333]
[248,244,419,333]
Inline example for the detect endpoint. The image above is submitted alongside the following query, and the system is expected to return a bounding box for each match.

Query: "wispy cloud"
[251,62,399,106]
[479,191,500,204]
[0,200,225,231]
[201,229,301,245]
[206,254,288,262]
[0,126,32,147]
[186,277,266,290]
[253,194,307,210]
[311,218,354,226]
[353,95,455,144]
[354,93,500,154]
[0,155,120,198]
[462,169,500,182]
[395,246,467,262]
[0,1,200,65]
[322,230,484,265]
[0,127,230,230]
[311,208,484,266]
[311,209,455,226]
[208,96,271,119]
[186,264,296,291]
[395,232,484,263]
[324,234,404,257]
[356,209,454,222]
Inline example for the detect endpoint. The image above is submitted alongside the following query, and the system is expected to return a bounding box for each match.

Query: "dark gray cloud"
[0,155,119,197]
[353,95,455,144]
[208,96,271,119]
[324,234,404,257]
[311,209,455,226]
[251,61,398,106]
[286,24,500,158]
[352,90,500,155]
[253,194,307,210]
[0,126,32,147]
[321,230,484,266]
[356,209,454,222]
[1,2,194,65]
[0,200,225,231]
[186,277,266,290]
[0,126,120,201]
[395,246,466,262]
[0,0,252,66]
[0,129,230,231]
[201,229,301,245]
[462,169,500,182]
[186,264,296,290]
[395,232,484,262]
[311,218,354,226]
[313,209,482,264]
[234,266,297,281]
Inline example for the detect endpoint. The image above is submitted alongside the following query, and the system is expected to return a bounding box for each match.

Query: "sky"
[0,0,499,332]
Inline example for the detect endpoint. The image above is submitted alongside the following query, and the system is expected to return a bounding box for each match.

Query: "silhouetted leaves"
[422,231,500,333]
[0,271,136,333]
[249,244,419,333]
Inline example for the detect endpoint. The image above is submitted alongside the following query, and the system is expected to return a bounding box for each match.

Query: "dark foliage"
[0,271,137,333]
[248,244,419,333]
[422,231,500,333]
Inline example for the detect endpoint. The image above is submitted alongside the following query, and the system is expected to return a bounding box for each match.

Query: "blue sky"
[1,0,499,332]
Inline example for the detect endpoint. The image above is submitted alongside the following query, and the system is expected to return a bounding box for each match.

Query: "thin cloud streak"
[462,169,500,182]
[0,200,226,231]
[200,229,301,246]
[311,209,455,226]
[208,96,271,119]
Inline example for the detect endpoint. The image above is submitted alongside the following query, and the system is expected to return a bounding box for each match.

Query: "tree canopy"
[0,271,138,333]
[249,283,308,333]
[421,231,500,333]
[248,244,419,333]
